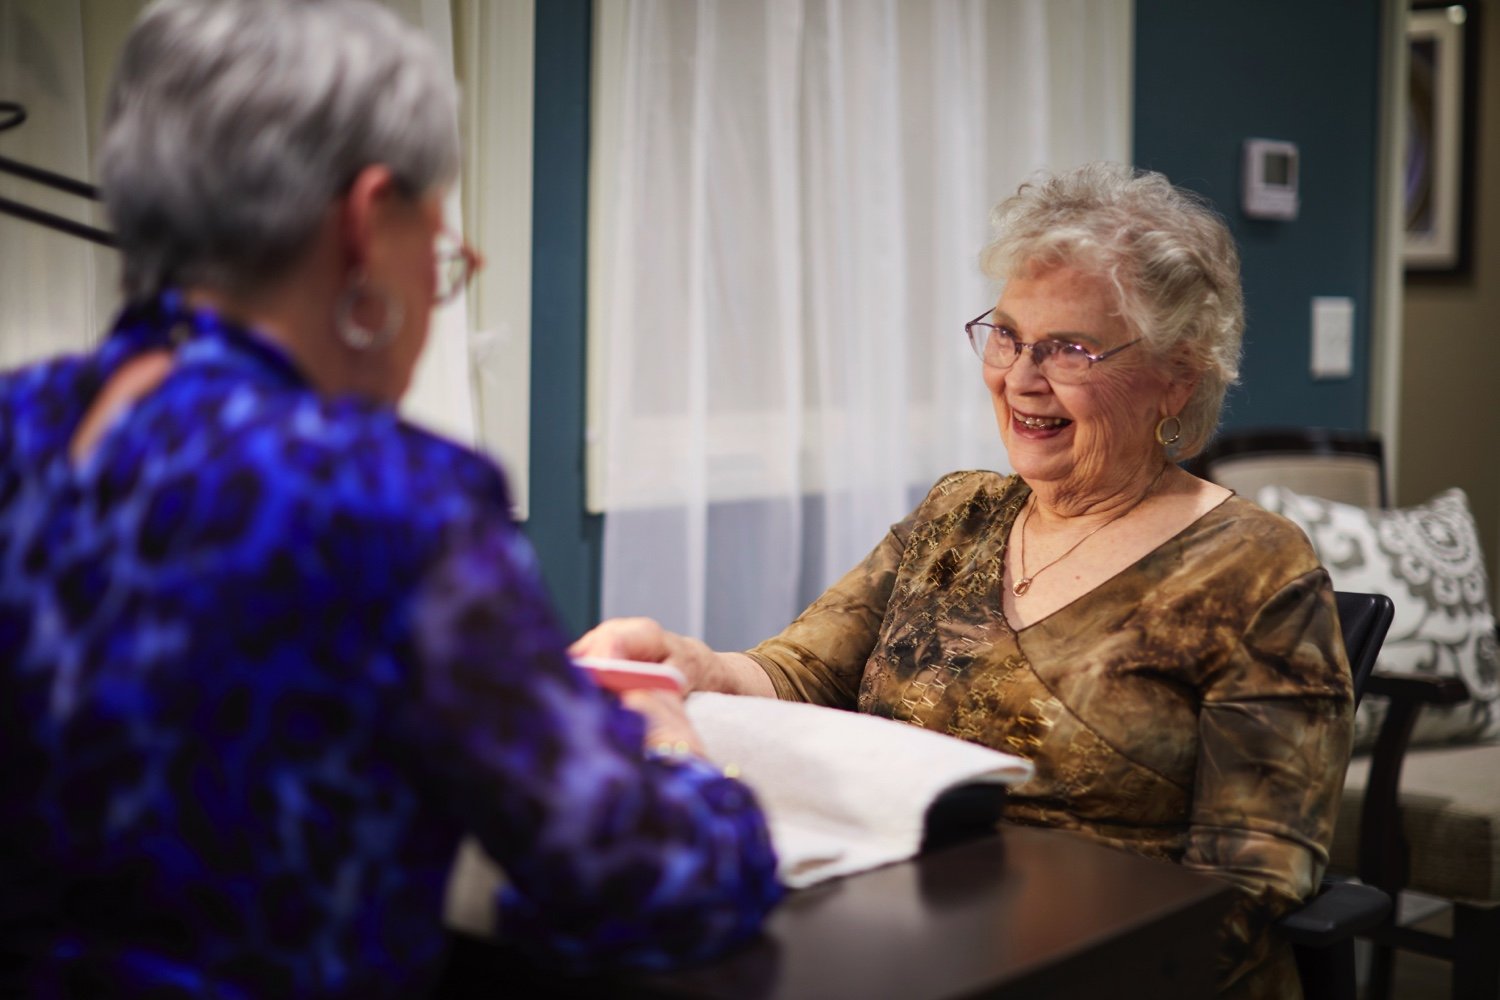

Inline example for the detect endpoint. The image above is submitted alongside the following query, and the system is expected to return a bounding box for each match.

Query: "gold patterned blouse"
[745,471,1354,999]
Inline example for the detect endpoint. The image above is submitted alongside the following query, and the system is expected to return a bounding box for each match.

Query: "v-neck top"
[747,469,1353,999]
[0,294,780,997]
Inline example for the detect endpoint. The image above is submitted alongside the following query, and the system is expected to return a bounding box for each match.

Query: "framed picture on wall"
[1404,1,1477,273]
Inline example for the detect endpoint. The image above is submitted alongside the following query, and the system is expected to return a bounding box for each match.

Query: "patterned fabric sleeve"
[745,524,906,708]
[746,471,1003,707]
[406,514,783,971]
[1181,568,1354,994]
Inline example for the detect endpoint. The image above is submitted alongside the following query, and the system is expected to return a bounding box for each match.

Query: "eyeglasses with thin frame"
[433,228,482,305]
[964,309,1139,384]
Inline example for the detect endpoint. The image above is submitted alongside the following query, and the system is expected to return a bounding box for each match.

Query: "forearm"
[698,650,776,697]
[569,618,774,696]
[631,628,777,697]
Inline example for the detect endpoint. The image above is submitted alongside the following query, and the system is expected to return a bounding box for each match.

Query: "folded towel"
[687,692,1033,888]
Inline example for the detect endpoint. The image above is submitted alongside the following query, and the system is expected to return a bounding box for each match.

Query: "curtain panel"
[588,0,1133,648]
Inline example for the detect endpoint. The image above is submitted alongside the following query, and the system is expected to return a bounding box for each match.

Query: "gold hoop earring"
[335,270,403,350]
[1155,415,1183,447]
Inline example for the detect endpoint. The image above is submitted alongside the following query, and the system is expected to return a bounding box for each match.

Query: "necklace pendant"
[1012,577,1032,597]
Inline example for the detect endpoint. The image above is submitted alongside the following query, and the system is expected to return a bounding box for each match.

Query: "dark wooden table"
[440,824,1235,999]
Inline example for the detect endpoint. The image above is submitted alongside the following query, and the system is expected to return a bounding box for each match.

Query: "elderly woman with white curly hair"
[0,0,782,995]
[574,162,1353,999]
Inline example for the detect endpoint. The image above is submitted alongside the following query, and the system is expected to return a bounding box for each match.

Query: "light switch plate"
[1311,297,1354,380]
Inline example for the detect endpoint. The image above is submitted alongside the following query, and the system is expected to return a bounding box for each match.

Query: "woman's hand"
[620,688,708,757]
[570,617,714,690]
[570,616,677,663]
[570,617,776,697]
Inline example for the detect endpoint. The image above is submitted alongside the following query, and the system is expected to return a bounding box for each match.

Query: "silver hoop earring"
[335,271,403,351]
[1155,415,1183,448]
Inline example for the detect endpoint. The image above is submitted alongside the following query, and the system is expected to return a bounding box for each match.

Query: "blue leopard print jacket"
[0,294,781,997]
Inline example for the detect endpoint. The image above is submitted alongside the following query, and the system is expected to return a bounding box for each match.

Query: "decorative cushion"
[1257,485,1500,749]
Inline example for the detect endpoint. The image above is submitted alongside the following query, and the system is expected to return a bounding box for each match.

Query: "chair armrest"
[1277,881,1392,948]
[1363,671,1469,705]
[1356,671,1472,892]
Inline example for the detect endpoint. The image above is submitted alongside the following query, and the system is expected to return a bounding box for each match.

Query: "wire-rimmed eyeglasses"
[964,309,1139,384]
[434,229,482,305]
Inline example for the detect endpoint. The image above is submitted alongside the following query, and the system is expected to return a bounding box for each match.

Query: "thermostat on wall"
[1241,138,1299,221]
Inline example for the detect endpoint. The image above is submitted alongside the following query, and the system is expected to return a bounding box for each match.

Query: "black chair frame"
[1284,592,1487,999]
[1278,591,1396,1000]
[1194,428,1493,996]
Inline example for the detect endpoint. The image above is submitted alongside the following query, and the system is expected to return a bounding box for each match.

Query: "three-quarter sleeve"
[745,471,1016,709]
[1182,568,1354,993]
[405,515,782,971]
[745,523,906,708]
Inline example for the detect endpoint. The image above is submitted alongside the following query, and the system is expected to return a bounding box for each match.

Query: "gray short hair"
[979,162,1243,460]
[101,0,460,300]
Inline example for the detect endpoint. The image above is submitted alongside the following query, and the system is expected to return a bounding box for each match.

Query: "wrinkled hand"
[570,617,715,691]
[620,688,708,757]
[570,616,673,662]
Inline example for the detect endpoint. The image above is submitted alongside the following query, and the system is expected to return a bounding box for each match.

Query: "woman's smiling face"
[985,264,1185,508]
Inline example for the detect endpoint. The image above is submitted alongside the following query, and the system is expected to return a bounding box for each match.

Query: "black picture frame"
[1404,1,1479,274]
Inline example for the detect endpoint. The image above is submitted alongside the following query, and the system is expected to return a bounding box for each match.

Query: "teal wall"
[524,0,600,636]
[1133,0,1385,436]
[526,2,1389,631]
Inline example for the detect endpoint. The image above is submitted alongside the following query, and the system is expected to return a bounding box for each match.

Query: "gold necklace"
[1010,465,1168,597]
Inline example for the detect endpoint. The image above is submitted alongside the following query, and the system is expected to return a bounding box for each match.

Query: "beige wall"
[1398,0,1500,606]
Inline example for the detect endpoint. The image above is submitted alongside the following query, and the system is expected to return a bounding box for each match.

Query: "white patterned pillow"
[1257,485,1500,749]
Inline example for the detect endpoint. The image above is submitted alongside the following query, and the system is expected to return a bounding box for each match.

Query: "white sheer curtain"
[450,0,535,518]
[588,0,1132,649]
[385,0,480,452]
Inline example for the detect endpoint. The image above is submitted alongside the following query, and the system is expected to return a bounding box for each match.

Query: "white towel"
[687,692,1034,888]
